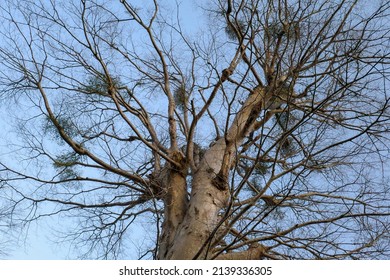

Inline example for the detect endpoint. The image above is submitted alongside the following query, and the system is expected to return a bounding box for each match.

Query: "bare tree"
[0,0,390,259]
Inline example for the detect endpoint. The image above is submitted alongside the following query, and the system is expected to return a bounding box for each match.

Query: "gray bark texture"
[158,87,269,259]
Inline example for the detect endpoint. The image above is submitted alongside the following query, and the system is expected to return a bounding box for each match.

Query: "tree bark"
[157,151,189,259]
[161,87,267,259]
[215,245,266,260]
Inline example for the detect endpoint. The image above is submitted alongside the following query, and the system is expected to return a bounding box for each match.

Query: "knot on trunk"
[212,172,228,191]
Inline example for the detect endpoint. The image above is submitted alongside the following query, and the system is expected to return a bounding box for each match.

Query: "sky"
[8,223,64,260]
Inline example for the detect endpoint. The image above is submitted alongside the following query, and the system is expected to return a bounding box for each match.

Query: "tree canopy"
[1,0,390,259]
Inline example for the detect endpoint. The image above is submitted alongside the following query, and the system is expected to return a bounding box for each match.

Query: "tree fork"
[162,87,268,259]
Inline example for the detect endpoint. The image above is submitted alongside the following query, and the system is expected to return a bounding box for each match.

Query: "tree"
[0,0,390,260]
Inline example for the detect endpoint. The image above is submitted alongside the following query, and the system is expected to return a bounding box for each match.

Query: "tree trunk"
[159,87,269,259]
